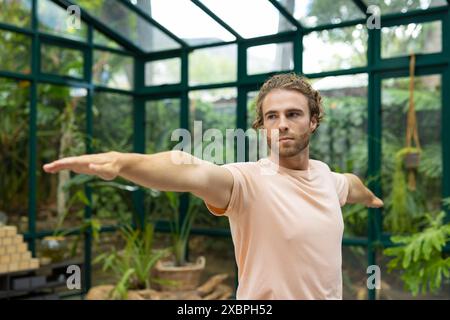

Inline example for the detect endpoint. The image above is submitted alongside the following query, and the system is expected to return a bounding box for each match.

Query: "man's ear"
[310,117,318,133]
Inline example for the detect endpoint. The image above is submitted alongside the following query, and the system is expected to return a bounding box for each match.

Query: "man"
[43,73,383,300]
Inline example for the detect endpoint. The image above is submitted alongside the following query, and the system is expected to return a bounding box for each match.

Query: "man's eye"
[288,112,300,117]
[267,114,276,120]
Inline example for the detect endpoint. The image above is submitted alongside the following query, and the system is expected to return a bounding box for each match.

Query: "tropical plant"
[67,218,102,258]
[0,79,30,215]
[46,174,100,260]
[164,192,203,267]
[52,173,141,260]
[93,223,169,299]
[53,184,90,236]
[384,198,450,296]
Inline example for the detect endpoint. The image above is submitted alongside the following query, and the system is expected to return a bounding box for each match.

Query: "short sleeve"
[331,172,349,207]
[205,164,247,217]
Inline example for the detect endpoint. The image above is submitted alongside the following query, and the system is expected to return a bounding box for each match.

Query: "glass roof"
[199,0,297,38]
[133,0,236,46]
[364,0,447,14]
[39,0,88,41]
[67,0,449,53]
[275,0,366,28]
[93,30,125,50]
[74,0,181,52]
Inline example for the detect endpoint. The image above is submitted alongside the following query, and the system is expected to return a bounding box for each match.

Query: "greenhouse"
[0,0,449,301]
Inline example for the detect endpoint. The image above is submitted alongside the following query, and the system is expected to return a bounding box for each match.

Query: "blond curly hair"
[252,72,324,133]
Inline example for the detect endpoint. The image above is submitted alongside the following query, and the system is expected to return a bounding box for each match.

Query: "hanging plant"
[386,53,425,235]
[387,148,414,234]
[404,148,421,170]
[403,53,422,190]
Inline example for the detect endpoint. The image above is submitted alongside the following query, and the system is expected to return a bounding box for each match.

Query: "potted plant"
[153,192,205,291]
[384,147,426,234]
[40,235,69,263]
[93,223,170,299]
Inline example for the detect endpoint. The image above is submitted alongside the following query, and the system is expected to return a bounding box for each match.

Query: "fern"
[384,209,450,296]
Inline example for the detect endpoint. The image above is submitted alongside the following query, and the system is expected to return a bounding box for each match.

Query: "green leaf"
[402,245,413,269]
[75,189,90,206]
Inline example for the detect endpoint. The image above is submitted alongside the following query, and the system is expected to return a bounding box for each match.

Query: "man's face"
[261,89,317,158]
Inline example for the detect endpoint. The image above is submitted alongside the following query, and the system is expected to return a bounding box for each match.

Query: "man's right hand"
[43,151,122,181]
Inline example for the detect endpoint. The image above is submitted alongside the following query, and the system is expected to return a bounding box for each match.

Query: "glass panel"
[247,90,260,162]
[189,44,237,86]
[0,78,30,233]
[0,29,31,74]
[0,0,32,28]
[303,24,367,74]
[145,99,180,153]
[187,235,236,288]
[145,99,180,222]
[341,247,368,299]
[41,43,84,78]
[92,232,148,288]
[91,232,124,284]
[91,92,134,226]
[381,21,442,59]
[364,0,447,14]
[93,50,133,90]
[92,92,133,153]
[36,234,85,268]
[276,0,366,28]
[136,0,235,46]
[74,0,180,52]
[91,184,134,226]
[145,58,181,86]
[247,42,293,75]
[38,0,88,42]
[381,75,442,235]
[93,30,124,50]
[36,84,87,232]
[189,88,237,165]
[247,91,258,130]
[311,74,368,237]
[201,0,296,38]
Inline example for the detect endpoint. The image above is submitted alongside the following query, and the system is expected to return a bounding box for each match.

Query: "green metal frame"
[0,0,449,300]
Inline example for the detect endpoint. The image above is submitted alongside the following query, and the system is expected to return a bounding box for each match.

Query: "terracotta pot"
[404,151,420,169]
[153,256,206,291]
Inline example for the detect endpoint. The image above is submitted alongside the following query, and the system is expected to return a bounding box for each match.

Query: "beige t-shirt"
[205,158,349,300]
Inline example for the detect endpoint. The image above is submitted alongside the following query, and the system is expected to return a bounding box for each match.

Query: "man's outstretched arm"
[343,173,384,208]
[43,150,234,210]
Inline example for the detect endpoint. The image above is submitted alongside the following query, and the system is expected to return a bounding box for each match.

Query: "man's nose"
[278,116,289,132]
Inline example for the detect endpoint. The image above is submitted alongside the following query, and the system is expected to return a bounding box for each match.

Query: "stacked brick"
[0,226,39,274]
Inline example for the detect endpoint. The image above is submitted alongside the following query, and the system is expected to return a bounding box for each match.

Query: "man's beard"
[267,131,310,158]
